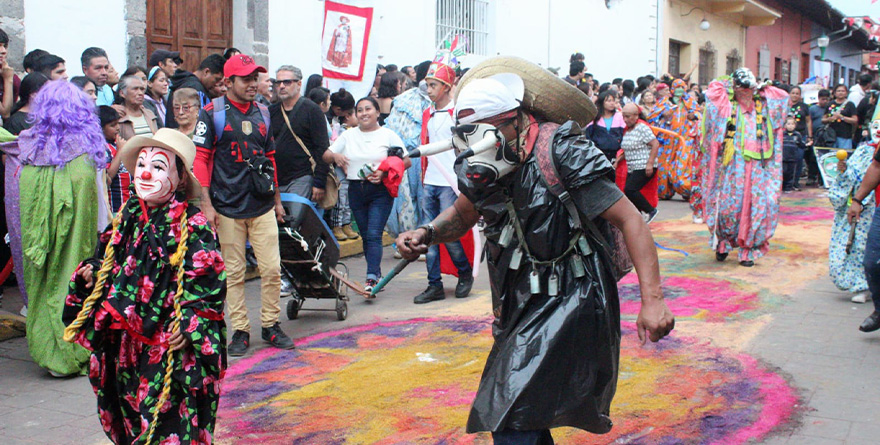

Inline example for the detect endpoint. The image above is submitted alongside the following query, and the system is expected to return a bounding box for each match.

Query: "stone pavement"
[1,197,878,444]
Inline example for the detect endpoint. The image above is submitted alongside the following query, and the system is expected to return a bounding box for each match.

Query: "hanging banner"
[322,1,373,81]
[812,59,832,88]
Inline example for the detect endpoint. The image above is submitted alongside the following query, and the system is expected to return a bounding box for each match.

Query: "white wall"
[267,0,658,91]
[24,0,127,75]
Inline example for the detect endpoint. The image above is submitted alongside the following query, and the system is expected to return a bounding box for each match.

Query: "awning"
[706,0,781,27]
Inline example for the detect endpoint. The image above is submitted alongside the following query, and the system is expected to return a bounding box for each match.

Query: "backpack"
[814,125,837,147]
[533,122,634,281]
[211,96,271,144]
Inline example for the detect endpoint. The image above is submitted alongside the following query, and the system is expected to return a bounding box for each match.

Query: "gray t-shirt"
[620,122,657,172]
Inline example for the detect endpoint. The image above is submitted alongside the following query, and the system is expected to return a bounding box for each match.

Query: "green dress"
[21,155,97,375]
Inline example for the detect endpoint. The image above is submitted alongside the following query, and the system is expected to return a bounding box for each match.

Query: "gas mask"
[405,122,519,189]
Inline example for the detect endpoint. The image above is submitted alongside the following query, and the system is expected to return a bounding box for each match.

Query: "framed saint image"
[322,1,373,81]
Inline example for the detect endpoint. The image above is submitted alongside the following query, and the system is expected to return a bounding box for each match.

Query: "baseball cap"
[224,54,267,78]
[149,49,181,68]
[456,73,525,125]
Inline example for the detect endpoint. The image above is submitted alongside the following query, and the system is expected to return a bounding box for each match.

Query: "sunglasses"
[272,79,300,86]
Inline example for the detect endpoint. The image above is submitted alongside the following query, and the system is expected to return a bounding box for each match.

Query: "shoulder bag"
[282,101,340,209]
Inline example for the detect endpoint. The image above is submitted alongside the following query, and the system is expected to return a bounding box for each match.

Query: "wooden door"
[147,0,233,72]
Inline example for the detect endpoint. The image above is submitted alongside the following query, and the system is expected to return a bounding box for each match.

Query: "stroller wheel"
[335,299,348,321]
[287,298,301,320]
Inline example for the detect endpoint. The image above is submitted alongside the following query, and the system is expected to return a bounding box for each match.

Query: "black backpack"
[814,125,836,147]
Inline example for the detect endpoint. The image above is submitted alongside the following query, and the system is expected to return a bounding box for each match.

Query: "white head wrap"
[456,73,525,124]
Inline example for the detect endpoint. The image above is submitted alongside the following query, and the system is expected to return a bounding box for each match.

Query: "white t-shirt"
[424,103,457,187]
[329,126,405,180]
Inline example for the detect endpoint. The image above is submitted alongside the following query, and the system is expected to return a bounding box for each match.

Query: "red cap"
[224,54,267,78]
[426,62,456,87]
[655,83,669,92]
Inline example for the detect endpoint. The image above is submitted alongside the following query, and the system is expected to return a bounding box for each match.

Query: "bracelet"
[417,223,436,246]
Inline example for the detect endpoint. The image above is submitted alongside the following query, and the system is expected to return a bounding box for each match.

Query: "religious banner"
[322,1,373,81]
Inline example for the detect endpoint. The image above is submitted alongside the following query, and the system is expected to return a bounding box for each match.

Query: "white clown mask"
[872,118,880,144]
[134,146,181,207]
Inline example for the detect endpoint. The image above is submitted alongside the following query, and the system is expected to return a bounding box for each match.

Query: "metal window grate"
[436,0,490,56]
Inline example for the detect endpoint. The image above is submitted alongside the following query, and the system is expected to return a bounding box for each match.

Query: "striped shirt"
[106,143,132,213]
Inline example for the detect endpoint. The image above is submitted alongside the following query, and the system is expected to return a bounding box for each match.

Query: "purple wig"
[17,80,107,168]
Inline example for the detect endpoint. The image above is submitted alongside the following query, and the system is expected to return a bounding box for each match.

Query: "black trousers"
[803,146,820,184]
[625,169,656,214]
[782,161,797,191]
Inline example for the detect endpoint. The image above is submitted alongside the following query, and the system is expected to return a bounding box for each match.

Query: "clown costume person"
[397,57,674,444]
[701,68,788,267]
[63,129,227,445]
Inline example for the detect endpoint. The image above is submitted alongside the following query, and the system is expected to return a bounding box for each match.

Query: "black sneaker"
[455,274,474,298]
[414,285,445,304]
[715,252,728,262]
[228,330,250,357]
[262,323,295,350]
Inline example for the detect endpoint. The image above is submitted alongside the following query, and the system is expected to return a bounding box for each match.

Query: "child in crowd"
[99,105,131,212]
[782,116,806,193]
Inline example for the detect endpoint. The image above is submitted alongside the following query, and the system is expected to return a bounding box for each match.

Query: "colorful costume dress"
[828,143,875,293]
[63,195,227,445]
[384,87,431,237]
[0,132,104,375]
[656,79,700,200]
[701,80,788,262]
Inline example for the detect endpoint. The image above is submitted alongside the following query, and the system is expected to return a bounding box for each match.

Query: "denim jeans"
[835,137,853,149]
[348,180,394,281]
[420,185,472,287]
[492,429,554,445]
[863,206,880,312]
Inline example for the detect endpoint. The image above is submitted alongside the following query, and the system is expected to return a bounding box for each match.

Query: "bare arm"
[645,138,660,176]
[0,64,13,119]
[848,160,880,223]
[806,114,813,139]
[599,197,674,343]
[396,194,480,259]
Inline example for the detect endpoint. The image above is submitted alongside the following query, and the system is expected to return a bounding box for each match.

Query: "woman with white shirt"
[324,96,406,291]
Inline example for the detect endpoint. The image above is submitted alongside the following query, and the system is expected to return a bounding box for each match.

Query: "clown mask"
[134,146,180,206]
[871,118,880,144]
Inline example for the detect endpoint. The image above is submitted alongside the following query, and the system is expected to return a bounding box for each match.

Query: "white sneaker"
[19,305,27,317]
[693,215,704,224]
[852,292,871,304]
[418,254,427,262]
[393,250,402,259]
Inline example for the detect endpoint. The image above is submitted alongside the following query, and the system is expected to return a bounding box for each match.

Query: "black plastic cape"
[459,122,621,434]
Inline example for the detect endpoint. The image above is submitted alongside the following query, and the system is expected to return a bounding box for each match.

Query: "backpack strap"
[211,97,226,144]
[255,102,272,144]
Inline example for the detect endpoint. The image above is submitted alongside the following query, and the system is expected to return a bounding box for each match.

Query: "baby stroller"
[278,193,353,320]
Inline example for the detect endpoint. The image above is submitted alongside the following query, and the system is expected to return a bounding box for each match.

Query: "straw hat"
[119,128,202,199]
[455,56,597,127]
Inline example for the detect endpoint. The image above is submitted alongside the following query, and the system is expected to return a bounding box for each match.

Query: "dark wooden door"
[147,0,232,72]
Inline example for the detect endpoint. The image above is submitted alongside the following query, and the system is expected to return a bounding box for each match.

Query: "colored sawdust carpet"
[216,318,796,444]
[216,189,831,443]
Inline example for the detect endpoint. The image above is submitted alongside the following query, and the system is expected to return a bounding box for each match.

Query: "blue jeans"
[863,206,880,312]
[835,137,853,149]
[349,180,394,281]
[492,429,554,444]
[420,185,471,286]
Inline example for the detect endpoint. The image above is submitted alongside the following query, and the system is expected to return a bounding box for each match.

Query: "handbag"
[282,103,340,209]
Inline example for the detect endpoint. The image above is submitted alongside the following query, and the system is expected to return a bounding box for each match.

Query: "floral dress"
[657,79,700,200]
[828,143,875,293]
[63,194,227,445]
[701,80,788,262]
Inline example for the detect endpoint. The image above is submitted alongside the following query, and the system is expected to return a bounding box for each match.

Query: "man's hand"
[0,62,13,82]
[203,204,219,229]
[645,165,654,177]
[168,329,190,352]
[275,201,286,223]
[396,229,430,261]
[848,201,863,224]
[75,264,96,289]
[637,298,675,345]
[312,187,325,203]
[838,160,847,174]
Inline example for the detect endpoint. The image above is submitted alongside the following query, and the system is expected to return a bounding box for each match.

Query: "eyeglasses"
[173,104,197,114]
[272,79,300,86]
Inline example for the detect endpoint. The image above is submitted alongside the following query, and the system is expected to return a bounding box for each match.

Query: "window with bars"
[436,0,490,56]
[698,42,716,86]
[668,41,682,77]
[726,49,742,75]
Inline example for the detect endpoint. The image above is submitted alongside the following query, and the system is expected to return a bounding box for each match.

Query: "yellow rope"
[63,212,123,343]
[142,209,190,445]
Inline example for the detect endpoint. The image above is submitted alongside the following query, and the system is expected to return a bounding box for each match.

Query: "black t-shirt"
[194,97,277,219]
[788,102,810,135]
[2,111,30,135]
[826,100,856,140]
[269,98,330,188]
[874,144,880,163]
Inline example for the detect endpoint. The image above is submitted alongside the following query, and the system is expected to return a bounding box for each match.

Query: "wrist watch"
[417,223,436,246]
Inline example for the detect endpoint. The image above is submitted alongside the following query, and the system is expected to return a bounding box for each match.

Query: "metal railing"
[436,0,490,56]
